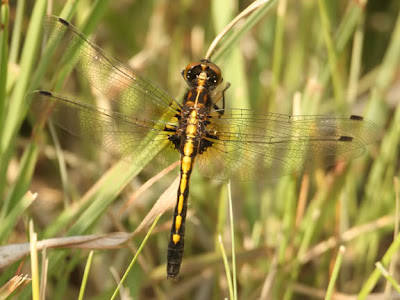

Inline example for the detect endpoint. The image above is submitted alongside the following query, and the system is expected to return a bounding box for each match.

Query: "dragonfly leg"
[212,82,230,116]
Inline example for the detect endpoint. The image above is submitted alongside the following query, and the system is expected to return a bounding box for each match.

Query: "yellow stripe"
[186,124,197,137]
[173,234,180,244]
[180,175,187,193]
[181,156,192,173]
[188,111,198,124]
[177,194,184,214]
[175,215,182,231]
[194,90,201,105]
[164,124,176,130]
[170,104,199,246]
[183,141,194,155]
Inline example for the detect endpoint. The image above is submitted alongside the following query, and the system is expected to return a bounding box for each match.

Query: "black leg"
[213,82,230,116]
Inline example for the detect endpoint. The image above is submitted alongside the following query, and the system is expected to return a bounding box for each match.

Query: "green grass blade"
[0,143,38,221]
[218,235,234,300]
[317,0,344,107]
[227,181,238,300]
[8,0,24,65]
[375,262,400,295]
[325,246,345,300]
[0,2,9,138]
[0,191,36,243]
[270,0,286,101]
[0,0,47,201]
[29,221,40,300]
[358,231,400,299]
[110,214,161,300]
[77,251,94,300]
[211,0,277,62]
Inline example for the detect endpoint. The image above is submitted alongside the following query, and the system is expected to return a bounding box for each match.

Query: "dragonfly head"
[182,59,223,90]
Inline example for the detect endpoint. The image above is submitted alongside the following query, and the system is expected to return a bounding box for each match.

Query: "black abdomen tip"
[167,274,178,281]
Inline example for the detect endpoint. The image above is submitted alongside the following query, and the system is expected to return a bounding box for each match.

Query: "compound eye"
[209,74,218,84]
[183,61,201,82]
[206,62,222,85]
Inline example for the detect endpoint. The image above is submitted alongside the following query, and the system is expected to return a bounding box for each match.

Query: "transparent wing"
[34,16,379,181]
[28,91,180,168]
[196,109,379,180]
[44,15,181,122]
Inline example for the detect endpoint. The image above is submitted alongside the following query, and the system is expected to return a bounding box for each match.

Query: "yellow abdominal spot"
[173,234,180,244]
[177,194,184,214]
[183,140,194,156]
[181,156,192,173]
[175,215,182,231]
[180,175,187,193]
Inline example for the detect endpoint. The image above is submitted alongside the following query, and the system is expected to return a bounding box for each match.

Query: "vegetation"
[0,0,399,299]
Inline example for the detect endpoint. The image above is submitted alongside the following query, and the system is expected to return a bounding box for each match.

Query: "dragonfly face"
[182,59,223,89]
[27,16,379,280]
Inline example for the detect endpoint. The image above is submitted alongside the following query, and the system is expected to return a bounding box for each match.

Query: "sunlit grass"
[1,0,399,299]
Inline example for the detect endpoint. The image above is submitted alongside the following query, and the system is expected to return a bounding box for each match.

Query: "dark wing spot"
[58,17,70,27]
[38,90,53,97]
[338,136,353,142]
[350,115,364,121]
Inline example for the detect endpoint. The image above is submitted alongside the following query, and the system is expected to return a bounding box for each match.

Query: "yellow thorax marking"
[186,125,196,138]
[189,110,198,122]
[194,71,207,106]
[186,110,198,139]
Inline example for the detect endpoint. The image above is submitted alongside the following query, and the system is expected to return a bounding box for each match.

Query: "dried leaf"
[0,232,131,268]
[0,274,31,299]
[133,176,179,235]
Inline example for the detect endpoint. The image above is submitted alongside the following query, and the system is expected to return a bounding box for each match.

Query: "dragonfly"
[28,16,379,279]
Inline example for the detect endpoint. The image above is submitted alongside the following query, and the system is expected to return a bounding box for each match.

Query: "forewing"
[196,109,379,180]
[27,91,180,168]
[43,16,181,122]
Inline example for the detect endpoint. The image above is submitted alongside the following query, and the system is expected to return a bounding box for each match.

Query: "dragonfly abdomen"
[167,106,207,279]
[166,155,194,279]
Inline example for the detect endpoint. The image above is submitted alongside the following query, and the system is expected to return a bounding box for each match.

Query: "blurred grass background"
[1,0,400,299]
